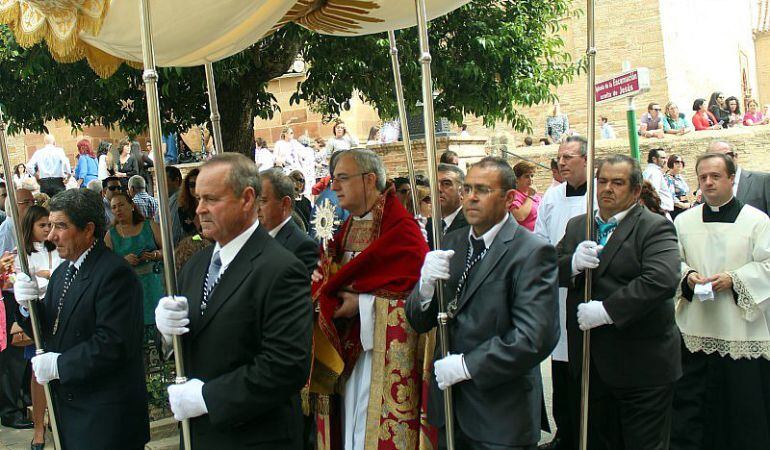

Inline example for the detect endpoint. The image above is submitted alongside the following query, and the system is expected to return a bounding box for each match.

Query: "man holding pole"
[309,148,428,449]
[407,157,560,450]
[556,155,681,450]
[154,153,313,449]
[14,189,150,450]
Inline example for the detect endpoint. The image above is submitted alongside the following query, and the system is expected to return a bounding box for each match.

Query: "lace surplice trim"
[682,333,770,360]
[728,271,760,322]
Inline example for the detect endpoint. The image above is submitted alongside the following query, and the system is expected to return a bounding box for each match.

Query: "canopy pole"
[387,30,419,214]
[0,110,62,450]
[579,0,598,449]
[138,1,190,449]
[204,62,223,155]
[414,1,455,449]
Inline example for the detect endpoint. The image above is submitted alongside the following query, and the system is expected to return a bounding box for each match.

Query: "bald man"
[708,142,770,215]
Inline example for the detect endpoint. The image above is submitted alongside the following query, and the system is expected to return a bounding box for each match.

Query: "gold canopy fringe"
[0,0,125,78]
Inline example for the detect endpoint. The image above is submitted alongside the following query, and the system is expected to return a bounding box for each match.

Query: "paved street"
[0,362,556,449]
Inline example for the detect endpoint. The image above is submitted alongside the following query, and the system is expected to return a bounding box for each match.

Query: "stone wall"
[755,32,770,107]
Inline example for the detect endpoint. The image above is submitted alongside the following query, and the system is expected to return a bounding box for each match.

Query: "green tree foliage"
[0,0,579,155]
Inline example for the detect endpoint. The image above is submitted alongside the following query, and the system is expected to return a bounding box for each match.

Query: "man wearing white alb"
[26,135,71,197]
[642,148,674,217]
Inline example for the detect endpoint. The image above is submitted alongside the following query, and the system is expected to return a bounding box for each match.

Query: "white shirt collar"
[595,203,635,225]
[212,219,260,270]
[268,216,293,238]
[69,242,96,269]
[468,214,510,249]
[707,196,734,212]
[645,163,662,173]
[443,206,463,230]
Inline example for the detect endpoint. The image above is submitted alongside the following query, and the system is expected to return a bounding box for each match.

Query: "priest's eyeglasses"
[331,172,371,184]
[462,184,503,197]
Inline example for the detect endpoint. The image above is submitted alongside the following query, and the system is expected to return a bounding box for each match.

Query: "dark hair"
[165,165,183,183]
[22,205,55,255]
[666,154,685,169]
[367,126,380,142]
[101,176,122,190]
[178,168,199,215]
[261,168,296,201]
[414,174,429,187]
[563,135,587,156]
[13,163,26,177]
[471,156,516,191]
[439,150,459,164]
[597,154,643,189]
[393,177,410,189]
[639,180,665,216]
[692,98,706,112]
[97,141,112,157]
[513,161,537,178]
[255,137,267,149]
[109,191,145,225]
[695,152,736,177]
[647,102,659,111]
[48,189,106,242]
[724,96,741,114]
[647,148,665,163]
[437,163,465,183]
[600,116,608,123]
[550,158,559,170]
[539,137,552,145]
[707,92,724,112]
[523,136,533,146]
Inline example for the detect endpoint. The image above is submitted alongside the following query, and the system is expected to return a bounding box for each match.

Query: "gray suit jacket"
[406,216,559,447]
[737,169,770,215]
[274,219,319,276]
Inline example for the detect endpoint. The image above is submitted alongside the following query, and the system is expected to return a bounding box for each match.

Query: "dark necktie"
[447,237,488,318]
[442,219,448,234]
[52,264,77,335]
[201,251,222,316]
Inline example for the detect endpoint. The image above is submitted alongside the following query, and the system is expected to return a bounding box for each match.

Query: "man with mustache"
[556,155,681,450]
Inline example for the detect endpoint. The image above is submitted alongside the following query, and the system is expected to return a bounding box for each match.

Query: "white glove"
[571,241,603,275]
[155,296,190,346]
[31,352,61,384]
[577,300,613,331]
[13,272,45,308]
[434,354,470,390]
[419,250,455,300]
[168,379,208,421]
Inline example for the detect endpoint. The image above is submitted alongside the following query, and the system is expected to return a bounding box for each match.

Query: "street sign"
[595,68,651,103]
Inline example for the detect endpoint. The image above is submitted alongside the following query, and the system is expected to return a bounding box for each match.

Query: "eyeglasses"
[107,185,123,191]
[462,184,504,197]
[557,153,583,162]
[330,172,370,184]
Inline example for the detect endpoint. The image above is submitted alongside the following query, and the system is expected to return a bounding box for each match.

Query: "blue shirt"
[74,155,99,186]
[163,133,178,165]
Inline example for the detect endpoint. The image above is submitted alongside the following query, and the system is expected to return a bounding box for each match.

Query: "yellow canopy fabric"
[0,0,469,77]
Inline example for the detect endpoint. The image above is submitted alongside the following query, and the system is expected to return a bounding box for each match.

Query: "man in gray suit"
[709,141,770,215]
[406,156,560,450]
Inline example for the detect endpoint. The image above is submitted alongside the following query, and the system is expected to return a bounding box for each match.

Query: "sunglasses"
[107,185,123,191]
[652,108,661,111]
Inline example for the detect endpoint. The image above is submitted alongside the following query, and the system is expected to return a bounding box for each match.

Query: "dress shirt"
[211,219,260,275]
[468,213,510,249]
[643,163,674,212]
[27,145,71,179]
[594,204,634,243]
[0,219,17,254]
[132,191,159,222]
[443,206,463,232]
[268,216,293,238]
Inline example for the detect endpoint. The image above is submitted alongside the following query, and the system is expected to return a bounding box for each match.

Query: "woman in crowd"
[96,141,113,180]
[662,102,693,135]
[131,140,153,193]
[289,170,312,231]
[274,127,304,173]
[743,98,769,126]
[325,120,359,153]
[74,139,99,187]
[725,96,743,127]
[366,126,381,146]
[545,101,569,143]
[692,98,722,131]
[509,161,542,231]
[707,91,730,127]
[104,192,163,330]
[665,154,691,220]
[639,180,666,216]
[15,205,61,449]
[178,168,199,238]
[114,138,139,179]
[12,163,33,190]
[254,137,274,172]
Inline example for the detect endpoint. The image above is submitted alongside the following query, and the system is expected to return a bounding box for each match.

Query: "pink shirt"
[510,190,542,231]
[743,111,765,126]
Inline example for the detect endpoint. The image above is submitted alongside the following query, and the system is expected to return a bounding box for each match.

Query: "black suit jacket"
[556,204,682,388]
[426,208,469,250]
[273,219,319,276]
[178,225,313,449]
[22,244,149,450]
[407,216,559,447]
[737,169,770,215]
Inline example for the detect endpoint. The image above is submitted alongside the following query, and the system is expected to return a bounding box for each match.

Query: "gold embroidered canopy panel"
[0,0,469,77]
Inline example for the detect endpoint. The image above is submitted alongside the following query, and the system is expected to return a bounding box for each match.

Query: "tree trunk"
[219,84,257,157]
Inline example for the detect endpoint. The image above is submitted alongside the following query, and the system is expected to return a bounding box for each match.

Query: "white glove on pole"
[13,272,45,309]
[577,300,614,331]
[168,379,208,421]
[419,250,455,301]
[571,241,603,275]
[155,296,190,346]
[31,352,61,384]
[434,353,471,390]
